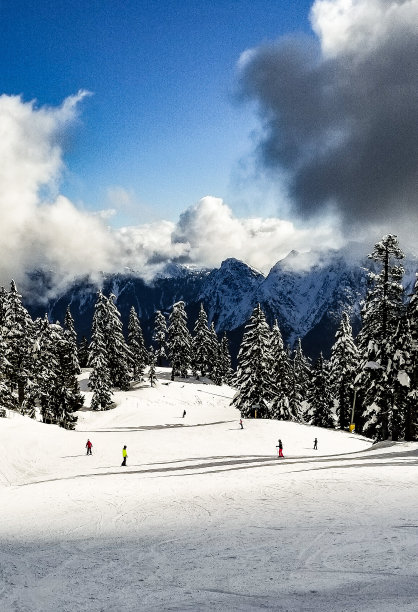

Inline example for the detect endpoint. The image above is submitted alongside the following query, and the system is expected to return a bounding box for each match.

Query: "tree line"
[0,233,416,441]
[0,286,233,425]
[233,235,417,441]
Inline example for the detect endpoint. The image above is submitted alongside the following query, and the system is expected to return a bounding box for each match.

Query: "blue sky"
[0,0,314,225]
[1,0,416,288]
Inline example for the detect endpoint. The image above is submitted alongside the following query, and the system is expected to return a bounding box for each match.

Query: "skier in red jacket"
[86,439,93,455]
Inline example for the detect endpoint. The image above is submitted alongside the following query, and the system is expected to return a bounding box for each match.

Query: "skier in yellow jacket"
[121,445,128,466]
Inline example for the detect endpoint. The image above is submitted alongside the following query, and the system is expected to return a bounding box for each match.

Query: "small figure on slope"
[240,418,243,429]
[276,439,284,458]
[182,410,186,418]
[121,445,128,466]
[86,439,93,455]
[313,437,318,450]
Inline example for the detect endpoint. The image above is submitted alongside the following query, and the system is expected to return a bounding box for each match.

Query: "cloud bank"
[0,93,344,300]
[238,0,418,239]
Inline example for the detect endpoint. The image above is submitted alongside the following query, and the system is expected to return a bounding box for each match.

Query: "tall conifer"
[168,301,191,380]
[330,312,358,429]
[232,304,275,418]
[308,354,335,428]
[153,310,168,366]
[357,235,405,440]
[128,306,148,381]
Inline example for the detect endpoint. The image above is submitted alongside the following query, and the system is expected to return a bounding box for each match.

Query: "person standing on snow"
[182,410,186,418]
[121,445,128,466]
[86,439,93,455]
[239,418,243,429]
[313,438,318,450]
[276,439,284,458]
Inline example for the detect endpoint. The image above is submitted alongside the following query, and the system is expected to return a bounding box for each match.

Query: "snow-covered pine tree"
[3,280,35,408]
[153,310,168,366]
[357,235,405,440]
[387,315,413,441]
[64,306,81,375]
[33,316,60,424]
[0,286,7,327]
[36,318,82,428]
[191,303,211,379]
[207,322,220,380]
[210,341,223,386]
[330,312,358,430]
[270,320,295,421]
[127,306,148,381]
[308,353,335,428]
[105,294,132,390]
[289,338,311,421]
[148,346,157,387]
[232,304,275,418]
[216,332,234,385]
[78,336,89,368]
[167,301,191,381]
[88,292,113,410]
[406,275,418,440]
[0,322,16,411]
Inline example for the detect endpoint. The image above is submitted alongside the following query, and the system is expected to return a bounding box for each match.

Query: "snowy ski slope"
[0,368,417,611]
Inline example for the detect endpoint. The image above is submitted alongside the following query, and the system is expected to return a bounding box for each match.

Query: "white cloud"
[0,92,116,295]
[310,0,418,59]
[0,94,344,299]
[170,196,343,273]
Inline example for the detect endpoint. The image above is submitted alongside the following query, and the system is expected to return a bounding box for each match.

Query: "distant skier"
[182,410,186,418]
[86,439,93,455]
[239,418,243,429]
[313,438,318,450]
[276,439,284,458]
[121,445,128,466]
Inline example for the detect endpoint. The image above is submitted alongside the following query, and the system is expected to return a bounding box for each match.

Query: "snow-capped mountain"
[198,258,264,331]
[23,248,417,360]
[258,249,368,347]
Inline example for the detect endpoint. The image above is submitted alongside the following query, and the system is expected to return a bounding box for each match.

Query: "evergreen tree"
[207,322,220,379]
[128,306,148,381]
[0,324,16,411]
[168,301,191,380]
[0,286,7,327]
[64,306,81,375]
[387,315,413,441]
[270,320,295,421]
[31,316,55,423]
[330,312,358,429]
[148,347,157,387]
[406,275,418,440]
[289,339,311,421]
[232,304,275,418]
[78,336,89,368]
[357,235,405,440]
[32,317,82,427]
[191,304,211,379]
[214,333,234,385]
[105,294,132,390]
[308,353,335,428]
[88,292,113,410]
[153,310,168,366]
[3,280,34,407]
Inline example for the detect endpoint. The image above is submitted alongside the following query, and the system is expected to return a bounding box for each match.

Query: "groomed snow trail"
[0,369,417,611]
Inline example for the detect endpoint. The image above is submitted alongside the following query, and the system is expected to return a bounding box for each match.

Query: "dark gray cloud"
[239,0,418,230]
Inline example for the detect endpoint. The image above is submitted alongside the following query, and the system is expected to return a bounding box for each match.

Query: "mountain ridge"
[21,248,418,361]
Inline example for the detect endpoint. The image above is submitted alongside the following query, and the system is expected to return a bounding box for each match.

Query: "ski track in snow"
[0,368,417,612]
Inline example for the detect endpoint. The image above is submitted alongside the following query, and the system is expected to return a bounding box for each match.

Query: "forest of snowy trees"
[233,235,417,441]
[0,234,416,441]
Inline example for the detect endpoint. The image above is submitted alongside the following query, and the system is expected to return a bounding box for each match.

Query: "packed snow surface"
[0,369,417,611]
